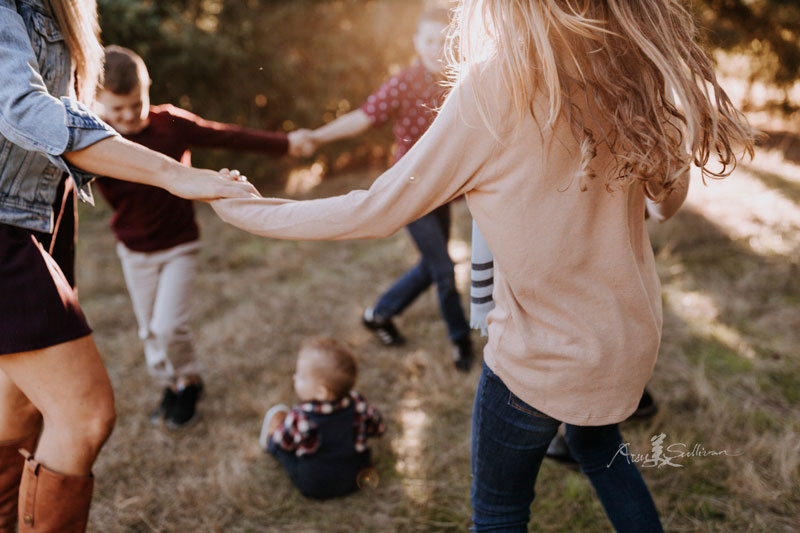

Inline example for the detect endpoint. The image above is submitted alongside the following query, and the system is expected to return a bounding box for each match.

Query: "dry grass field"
[75,143,800,531]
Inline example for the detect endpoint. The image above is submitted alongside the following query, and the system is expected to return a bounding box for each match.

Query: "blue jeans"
[373,203,470,342]
[471,363,663,532]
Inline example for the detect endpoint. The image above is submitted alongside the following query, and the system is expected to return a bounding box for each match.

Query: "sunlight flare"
[449,238,471,291]
[285,162,326,195]
[391,395,433,504]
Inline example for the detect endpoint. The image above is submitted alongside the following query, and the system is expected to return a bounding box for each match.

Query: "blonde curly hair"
[447,0,758,199]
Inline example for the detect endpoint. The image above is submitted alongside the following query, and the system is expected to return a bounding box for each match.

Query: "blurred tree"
[693,0,800,101]
[96,0,799,178]
[98,0,424,180]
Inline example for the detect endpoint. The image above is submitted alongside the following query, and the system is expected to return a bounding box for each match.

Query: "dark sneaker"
[149,387,177,425]
[452,336,474,373]
[545,434,579,468]
[362,307,405,346]
[629,388,658,420]
[165,380,204,429]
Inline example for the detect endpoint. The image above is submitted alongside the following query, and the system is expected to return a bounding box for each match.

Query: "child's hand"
[268,410,288,434]
[288,129,316,158]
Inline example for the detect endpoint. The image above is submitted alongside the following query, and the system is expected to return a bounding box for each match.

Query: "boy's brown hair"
[302,338,357,400]
[102,45,150,94]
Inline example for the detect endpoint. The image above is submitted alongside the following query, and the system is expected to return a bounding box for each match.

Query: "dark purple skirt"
[0,178,91,355]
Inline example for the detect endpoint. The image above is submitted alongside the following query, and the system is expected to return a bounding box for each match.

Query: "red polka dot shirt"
[360,61,447,163]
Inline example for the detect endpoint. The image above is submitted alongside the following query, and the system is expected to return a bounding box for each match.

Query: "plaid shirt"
[272,391,386,457]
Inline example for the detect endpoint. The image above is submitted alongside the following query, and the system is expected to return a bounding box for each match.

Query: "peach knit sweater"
[213,67,688,425]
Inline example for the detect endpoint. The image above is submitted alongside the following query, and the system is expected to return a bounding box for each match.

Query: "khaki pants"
[116,241,201,386]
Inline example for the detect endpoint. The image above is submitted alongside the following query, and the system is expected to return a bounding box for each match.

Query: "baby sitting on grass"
[259,338,386,499]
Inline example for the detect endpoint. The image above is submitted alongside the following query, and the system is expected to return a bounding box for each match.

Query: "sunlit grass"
[74,146,800,530]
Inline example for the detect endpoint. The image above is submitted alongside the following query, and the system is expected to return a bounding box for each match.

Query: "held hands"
[288,129,318,158]
[218,168,260,196]
[169,167,260,201]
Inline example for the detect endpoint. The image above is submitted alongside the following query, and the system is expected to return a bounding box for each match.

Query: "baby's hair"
[449,0,758,198]
[102,45,150,95]
[418,7,451,29]
[301,338,357,400]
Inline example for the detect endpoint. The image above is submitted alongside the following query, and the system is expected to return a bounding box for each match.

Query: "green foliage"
[96,0,800,179]
[693,0,800,87]
[98,0,426,178]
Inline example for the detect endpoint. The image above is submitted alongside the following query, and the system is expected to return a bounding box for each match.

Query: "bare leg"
[0,371,41,533]
[0,371,41,442]
[0,335,115,476]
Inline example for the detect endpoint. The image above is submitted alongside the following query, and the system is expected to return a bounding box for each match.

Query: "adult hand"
[168,167,261,201]
[288,129,316,158]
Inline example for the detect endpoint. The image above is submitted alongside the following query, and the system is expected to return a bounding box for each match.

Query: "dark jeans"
[471,362,663,532]
[267,405,372,500]
[373,203,470,342]
[268,442,371,500]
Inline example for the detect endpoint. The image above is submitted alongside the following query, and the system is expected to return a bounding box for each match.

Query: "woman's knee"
[80,393,116,446]
[0,336,115,451]
[46,391,116,450]
[86,400,116,445]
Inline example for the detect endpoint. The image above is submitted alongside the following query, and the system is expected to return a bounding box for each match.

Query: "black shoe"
[165,380,204,429]
[629,388,658,420]
[452,336,474,373]
[545,434,579,468]
[149,387,177,425]
[362,307,405,346]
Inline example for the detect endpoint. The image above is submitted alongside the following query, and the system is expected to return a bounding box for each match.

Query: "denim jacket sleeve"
[0,1,117,189]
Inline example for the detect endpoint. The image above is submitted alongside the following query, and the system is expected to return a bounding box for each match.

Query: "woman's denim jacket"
[0,0,117,233]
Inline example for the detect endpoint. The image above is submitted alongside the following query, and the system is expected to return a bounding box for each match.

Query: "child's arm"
[167,105,290,156]
[306,71,410,153]
[363,404,387,438]
[270,408,320,456]
[210,72,504,241]
[0,11,252,201]
[351,391,387,438]
[307,109,372,150]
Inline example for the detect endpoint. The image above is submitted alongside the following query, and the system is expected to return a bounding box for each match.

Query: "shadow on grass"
[757,130,800,165]
[741,163,800,205]
[653,206,799,361]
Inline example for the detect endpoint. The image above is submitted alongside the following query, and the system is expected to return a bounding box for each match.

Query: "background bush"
[98,0,428,182]
[694,0,800,91]
[98,0,800,181]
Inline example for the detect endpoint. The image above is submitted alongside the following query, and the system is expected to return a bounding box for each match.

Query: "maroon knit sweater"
[95,104,288,252]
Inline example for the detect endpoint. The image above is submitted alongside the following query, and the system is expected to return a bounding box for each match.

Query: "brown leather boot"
[17,453,93,533]
[0,431,40,533]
